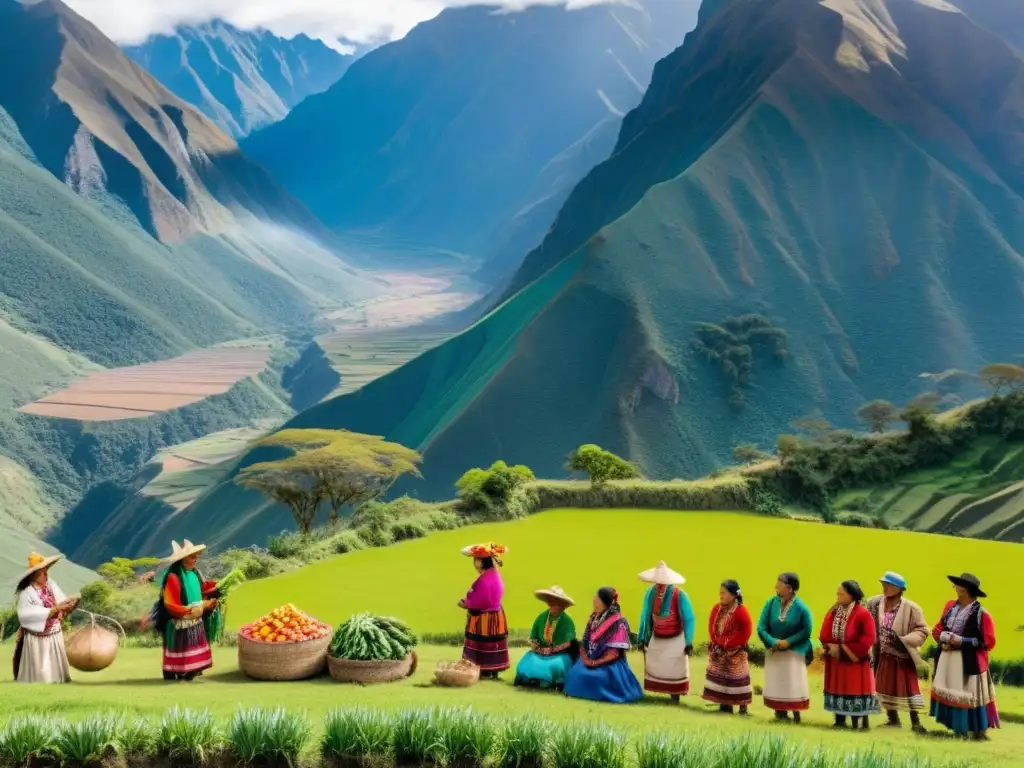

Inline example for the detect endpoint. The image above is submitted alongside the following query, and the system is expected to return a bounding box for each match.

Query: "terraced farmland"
[834,437,1024,541]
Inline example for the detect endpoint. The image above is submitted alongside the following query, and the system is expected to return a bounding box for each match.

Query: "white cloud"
[63,0,622,47]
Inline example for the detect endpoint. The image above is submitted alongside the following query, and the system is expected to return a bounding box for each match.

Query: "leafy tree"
[900,403,938,441]
[96,557,161,587]
[776,434,802,463]
[733,443,770,464]
[455,461,535,514]
[236,429,422,534]
[981,363,1024,395]
[566,444,641,486]
[790,414,833,438]
[855,400,899,433]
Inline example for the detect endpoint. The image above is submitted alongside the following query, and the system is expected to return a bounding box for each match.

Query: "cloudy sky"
[64,0,614,47]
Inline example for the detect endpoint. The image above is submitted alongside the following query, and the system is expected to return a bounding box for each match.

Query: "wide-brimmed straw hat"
[948,572,987,598]
[18,552,62,584]
[638,561,685,585]
[163,539,207,566]
[534,586,575,607]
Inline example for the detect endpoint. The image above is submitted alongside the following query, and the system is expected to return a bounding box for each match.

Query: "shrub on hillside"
[530,478,753,512]
[267,531,307,559]
[212,548,286,580]
[835,511,879,528]
[566,445,641,486]
[391,520,429,542]
[96,556,161,587]
[356,524,394,548]
[456,461,536,519]
[753,488,784,517]
[331,530,367,554]
[426,509,464,531]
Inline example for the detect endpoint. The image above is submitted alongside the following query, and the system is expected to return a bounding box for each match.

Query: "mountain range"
[125,20,353,138]
[159,0,1024,533]
[242,0,701,280]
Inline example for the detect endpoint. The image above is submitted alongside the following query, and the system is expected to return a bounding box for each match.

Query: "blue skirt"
[515,651,574,689]
[564,657,643,704]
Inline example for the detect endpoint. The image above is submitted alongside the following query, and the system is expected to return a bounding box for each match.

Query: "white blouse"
[17,580,67,635]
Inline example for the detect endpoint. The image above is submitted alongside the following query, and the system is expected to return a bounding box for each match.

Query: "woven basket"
[328,651,417,684]
[433,659,480,688]
[65,611,124,673]
[237,630,332,681]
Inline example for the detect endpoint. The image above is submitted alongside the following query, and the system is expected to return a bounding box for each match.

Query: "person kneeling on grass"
[564,587,643,704]
[514,586,578,690]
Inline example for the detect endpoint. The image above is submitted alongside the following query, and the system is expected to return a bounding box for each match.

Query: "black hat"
[948,573,986,598]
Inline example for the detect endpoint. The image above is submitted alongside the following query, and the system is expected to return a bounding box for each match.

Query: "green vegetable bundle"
[205,568,246,644]
[329,613,417,661]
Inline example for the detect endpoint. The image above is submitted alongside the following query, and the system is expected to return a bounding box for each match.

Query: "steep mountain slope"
[0,0,338,243]
[125,20,353,138]
[0,0,376,570]
[169,0,1024,519]
[242,1,700,278]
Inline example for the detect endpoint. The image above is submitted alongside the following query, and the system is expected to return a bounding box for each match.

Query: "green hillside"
[227,508,1024,655]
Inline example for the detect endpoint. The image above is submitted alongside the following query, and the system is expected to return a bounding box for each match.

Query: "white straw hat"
[638,560,685,585]
[162,539,207,566]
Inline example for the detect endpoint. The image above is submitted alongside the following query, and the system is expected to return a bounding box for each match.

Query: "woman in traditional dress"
[930,572,999,740]
[820,580,881,729]
[13,553,79,683]
[865,571,928,733]
[702,579,753,714]
[514,586,578,690]
[564,587,644,704]
[757,572,813,722]
[637,561,694,702]
[459,543,510,678]
[155,540,220,681]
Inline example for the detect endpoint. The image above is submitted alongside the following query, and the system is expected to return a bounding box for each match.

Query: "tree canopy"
[566,444,641,485]
[855,399,900,433]
[981,363,1024,395]
[235,429,422,534]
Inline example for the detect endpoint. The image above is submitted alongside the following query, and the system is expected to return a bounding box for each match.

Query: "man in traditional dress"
[637,561,695,702]
[866,572,929,733]
[14,553,79,683]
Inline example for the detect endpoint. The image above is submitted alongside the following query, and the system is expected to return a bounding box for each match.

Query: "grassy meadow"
[227,509,1024,656]
[0,644,1022,763]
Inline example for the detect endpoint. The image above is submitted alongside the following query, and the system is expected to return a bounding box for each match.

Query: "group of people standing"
[12,540,223,685]
[457,544,1001,740]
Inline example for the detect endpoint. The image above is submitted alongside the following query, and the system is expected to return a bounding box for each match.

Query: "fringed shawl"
[583,609,631,660]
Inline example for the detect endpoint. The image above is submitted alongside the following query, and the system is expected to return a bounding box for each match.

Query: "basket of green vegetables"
[327,613,418,684]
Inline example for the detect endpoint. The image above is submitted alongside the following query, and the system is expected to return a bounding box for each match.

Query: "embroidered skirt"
[643,632,690,695]
[875,653,924,711]
[763,649,810,711]
[702,646,752,706]
[463,609,510,672]
[163,620,213,675]
[930,650,999,734]
[514,650,573,689]
[15,630,72,684]
[823,657,881,716]
[565,655,643,704]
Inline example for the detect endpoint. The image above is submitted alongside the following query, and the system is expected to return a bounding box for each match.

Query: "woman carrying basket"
[13,552,80,683]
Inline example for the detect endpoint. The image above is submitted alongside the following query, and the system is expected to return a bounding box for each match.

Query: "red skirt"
[463,609,510,672]
[823,657,880,716]
[163,622,213,675]
[876,653,924,711]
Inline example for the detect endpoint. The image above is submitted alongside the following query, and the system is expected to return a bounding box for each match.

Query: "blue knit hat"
[880,571,907,590]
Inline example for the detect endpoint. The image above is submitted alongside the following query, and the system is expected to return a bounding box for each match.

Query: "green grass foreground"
[0,646,1021,764]
[227,509,1024,656]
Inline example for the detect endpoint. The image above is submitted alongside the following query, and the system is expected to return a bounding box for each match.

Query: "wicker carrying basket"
[433,659,480,687]
[65,612,124,673]
[328,651,418,684]
[237,631,332,681]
